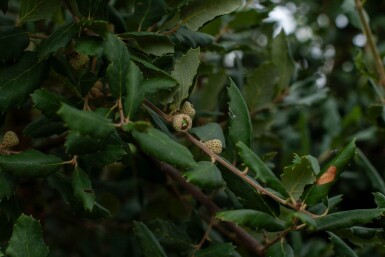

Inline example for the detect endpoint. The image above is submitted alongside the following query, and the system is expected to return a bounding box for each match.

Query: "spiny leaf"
[72,167,95,211]
[134,221,167,257]
[19,0,61,23]
[228,78,253,148]
[327,232,358,257]
[0,150,62,178]
[5,214,49,257]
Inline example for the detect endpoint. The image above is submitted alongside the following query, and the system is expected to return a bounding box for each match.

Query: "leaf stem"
[355,0,385,88]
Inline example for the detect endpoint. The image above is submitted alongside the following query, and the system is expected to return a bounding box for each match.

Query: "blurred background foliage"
[1,0,385,256]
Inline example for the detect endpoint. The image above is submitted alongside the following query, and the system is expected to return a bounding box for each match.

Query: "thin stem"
[355,0,385,88]
[143,99,172,122]
[193,217,216,256]
[28,33,48,39]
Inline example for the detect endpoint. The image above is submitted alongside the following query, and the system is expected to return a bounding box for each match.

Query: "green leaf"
[180,0,242,31]
[124,61,144,119]
[133,221,167,257]
[237,141,288,197]
[195,243,235,257]
[57,103,115,139]
[5,214,49,257]
[190,123,226,148]
[374,192,385,208]
[271,30,295,90]
[304,138,356,205]
[290,212,317,231]
[184,161,224,189]
[0,150,62,178]
[172,27,214,49]
[119,32,174,56]
[194,69,226,111]
[148,219,193,251]
[244,62,279,112]
[77,0,107,19]
[80,144,126,168]
[39,22,79,57]
[19,0,61,23]
[0,52,48,112]
[72,167,95,211]
[222,171,279,216]
[216,209,287,232]
[327,232,358,257]
[334,226,385,247]
[356,149,385,194]
[31,89,67,118]
[315,208,385,231]
[132,127,197,170]
[74,37,104,57]
[228,78,253,147]
[131,0,166,31]
[266,241,294,257]
[23,117,66,138]
[104,33,130,97]
[281,155,317,201]
[171,47,200,110]
[0,171,15,200]
[0,26,29,62]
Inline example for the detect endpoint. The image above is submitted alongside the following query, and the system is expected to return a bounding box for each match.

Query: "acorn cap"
[180,101,196,118]
[204,139,222,154]
[1,131,19,148]
[69,52,89,70]
[172,114,192,132]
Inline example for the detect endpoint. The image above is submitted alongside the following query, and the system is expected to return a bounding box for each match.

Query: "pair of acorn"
[171,102,223,155]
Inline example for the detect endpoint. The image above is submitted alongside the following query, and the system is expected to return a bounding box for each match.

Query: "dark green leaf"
[244,62,279,112]
[57,103,115,139]
[72,167,95,211]
[222,170,279,216]
[356,149,385,194]
[374,192,385,208]
[0,26,29,62]
[190,123,226,147]
[31,89,67,118]
[180,0,242,31]
[77,0,107,19]
[120,32,174,56]
[0,52,48,112]
[131,0,166,31]
[148,219,193,251]
[133,221,167,257]
[39,22,79,57]
[308,195,344,215]
[281,155,317,201]
[80,144,126,168]
[304,138,356,205]
[23,117,66,138]
[5,214,49,257]
[0,0,8,14]
[266,241,294,257]
[132,127,197,170]
[315,208,385,231]
[195,243,235,257]
[0,150,62,178]
[171,47,200,110]
[184,161,224,189]
[172,27,214,48]
[228,9,267,30]
[334,226,385,247]
[237,141,288,197]
[194,69,226,111]
[271,30,295,90]
[228,78,253,147]
[104,33,130,97]
[19,0,61,23]
[327,232,358,257]
[216,209,287,232]
[290,212,317,231]
[123,61,144,119]
[79,19,108,36]
[0,171,15,200]
[74,37,104,57]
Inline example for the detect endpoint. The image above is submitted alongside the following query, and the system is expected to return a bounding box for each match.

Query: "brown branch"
[158,161,264,256]
[355,0,385,88]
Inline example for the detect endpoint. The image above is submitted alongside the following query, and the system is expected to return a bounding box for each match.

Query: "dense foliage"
[1,0,385,256]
